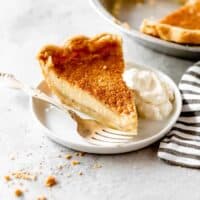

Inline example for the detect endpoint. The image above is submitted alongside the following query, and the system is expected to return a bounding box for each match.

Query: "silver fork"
[0,72,135,145]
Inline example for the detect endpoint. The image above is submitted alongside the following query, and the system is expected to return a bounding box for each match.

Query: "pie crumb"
[65,154,72,160]
[122,22,131,30]
[112,17,131,30]
[113,17,121,25]
[9,155,15,160]
[4,175,11,182]
[14,189,23,197]
[93,163,102,169]
[12,171,37,181]
[75,152,79,156]
[67,174,71,177]
[37,195,47,200]
[75,152,86,157]
[57,165,63,170]
[78,171,83,176]
[80,152,86,156]
[45,176,57,187]
[71,160,80,166]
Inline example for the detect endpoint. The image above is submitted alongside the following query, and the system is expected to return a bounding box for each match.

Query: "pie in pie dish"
[140,0,200,44]
[37,33,138,134]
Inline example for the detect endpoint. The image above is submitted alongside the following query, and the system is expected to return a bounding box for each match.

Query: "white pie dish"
[90,0,200,60]
[30,62,182,154]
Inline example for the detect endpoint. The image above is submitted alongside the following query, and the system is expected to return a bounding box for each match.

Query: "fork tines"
[88,128,134,145]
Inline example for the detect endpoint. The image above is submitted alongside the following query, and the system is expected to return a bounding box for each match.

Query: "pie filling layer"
[47,71,137,134]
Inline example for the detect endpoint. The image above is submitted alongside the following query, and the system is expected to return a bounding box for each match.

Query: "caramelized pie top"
[38,33,136,115]
[160,0,200,30]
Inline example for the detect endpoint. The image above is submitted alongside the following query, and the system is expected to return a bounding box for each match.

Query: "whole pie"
[140,0,200,44]
[37,33,138,134]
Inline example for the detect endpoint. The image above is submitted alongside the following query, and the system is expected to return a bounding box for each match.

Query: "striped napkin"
[158,61,200,168]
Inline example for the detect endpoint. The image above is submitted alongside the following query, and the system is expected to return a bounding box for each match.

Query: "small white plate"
[31,63,182,154]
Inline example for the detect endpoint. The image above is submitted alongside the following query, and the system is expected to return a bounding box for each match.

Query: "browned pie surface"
[160,0,200,30]
[38,33,135,115]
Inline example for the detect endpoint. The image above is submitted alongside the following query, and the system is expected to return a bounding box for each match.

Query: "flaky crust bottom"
[140,19,200,44]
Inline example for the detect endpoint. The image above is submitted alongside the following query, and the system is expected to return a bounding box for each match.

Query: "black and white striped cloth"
[158,61,200,168]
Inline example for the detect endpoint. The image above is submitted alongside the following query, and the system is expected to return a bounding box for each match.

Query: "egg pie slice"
[37,33,137,134]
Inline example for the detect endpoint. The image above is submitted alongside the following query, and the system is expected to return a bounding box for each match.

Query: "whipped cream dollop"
[123,68,174,120]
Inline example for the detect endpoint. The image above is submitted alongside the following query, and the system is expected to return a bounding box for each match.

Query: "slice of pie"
[140,0,200,44]
[37,33,137,134]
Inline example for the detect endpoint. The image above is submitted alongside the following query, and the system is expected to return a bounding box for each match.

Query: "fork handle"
[22,85,71,114]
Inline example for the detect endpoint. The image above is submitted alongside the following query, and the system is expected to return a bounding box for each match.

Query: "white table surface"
[0,0,199,199]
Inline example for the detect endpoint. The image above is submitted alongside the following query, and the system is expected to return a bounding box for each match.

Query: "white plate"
[31,63,182,154]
